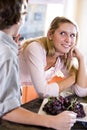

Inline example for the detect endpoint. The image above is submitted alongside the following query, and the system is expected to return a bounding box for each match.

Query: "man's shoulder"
[0,44,12,60]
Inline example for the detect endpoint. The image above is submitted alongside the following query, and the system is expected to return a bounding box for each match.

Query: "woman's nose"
[65,35,71,43]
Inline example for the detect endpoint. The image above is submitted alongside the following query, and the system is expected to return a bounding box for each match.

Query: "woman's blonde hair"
[47,16,79,55]
[23,16,79,71]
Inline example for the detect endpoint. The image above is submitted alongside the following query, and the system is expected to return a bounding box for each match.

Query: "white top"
[19,42,87,97]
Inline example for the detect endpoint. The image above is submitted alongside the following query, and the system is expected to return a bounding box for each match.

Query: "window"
[19,1,64,40]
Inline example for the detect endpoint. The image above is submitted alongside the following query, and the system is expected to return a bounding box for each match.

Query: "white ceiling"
[29,0,64,4]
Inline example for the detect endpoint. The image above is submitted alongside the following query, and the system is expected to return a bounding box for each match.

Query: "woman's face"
[50,23,77,55]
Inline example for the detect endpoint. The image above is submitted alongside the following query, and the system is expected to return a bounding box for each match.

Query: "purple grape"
[43,96,86,118]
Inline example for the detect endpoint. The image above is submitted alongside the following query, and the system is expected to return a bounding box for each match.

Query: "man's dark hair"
[0,0,23,30]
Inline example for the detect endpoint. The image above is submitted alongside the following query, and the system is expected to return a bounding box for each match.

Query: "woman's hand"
[69,47,87,89]
[68,47,84,62]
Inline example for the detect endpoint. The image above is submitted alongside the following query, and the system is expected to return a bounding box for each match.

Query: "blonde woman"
[19,16,87,98]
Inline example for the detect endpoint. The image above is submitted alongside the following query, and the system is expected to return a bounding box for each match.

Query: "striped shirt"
[0,31,21,117]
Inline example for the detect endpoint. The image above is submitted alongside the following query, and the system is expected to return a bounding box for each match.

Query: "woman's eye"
[70,34,76,38]
[60,32,65,35]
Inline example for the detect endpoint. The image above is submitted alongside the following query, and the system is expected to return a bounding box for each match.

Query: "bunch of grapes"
[43,96,86,118]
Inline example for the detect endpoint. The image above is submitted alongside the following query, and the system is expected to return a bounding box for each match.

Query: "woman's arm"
[76,56,87,88]
[72,47,87,88]
[57,71,76,92]
[22,42,59,97]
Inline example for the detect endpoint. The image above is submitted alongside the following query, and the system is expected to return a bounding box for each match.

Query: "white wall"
[63,0,77,20]
[76,0,87,55]
[44,3,64,35]
[29,0,64,4]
